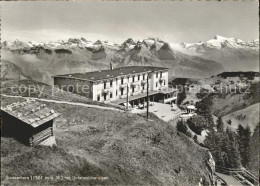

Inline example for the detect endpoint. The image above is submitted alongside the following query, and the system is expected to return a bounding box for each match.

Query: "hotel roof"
[53,66,168,81]
[1,100,60,128]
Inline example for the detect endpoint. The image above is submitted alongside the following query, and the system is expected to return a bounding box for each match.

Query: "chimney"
[110,62,113,70]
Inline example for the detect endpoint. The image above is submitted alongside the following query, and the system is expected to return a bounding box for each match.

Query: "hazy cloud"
[1,1,258,43]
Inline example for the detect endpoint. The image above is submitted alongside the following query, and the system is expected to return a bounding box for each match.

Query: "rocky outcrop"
[91,46,107,60]
[198,151,216,186]
[205,151,216,185]
[157,43,176,60]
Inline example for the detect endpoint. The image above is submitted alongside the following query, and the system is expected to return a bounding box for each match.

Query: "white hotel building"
[53,66,178,106]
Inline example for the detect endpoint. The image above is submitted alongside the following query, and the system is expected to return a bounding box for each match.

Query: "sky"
[1,1,259,43]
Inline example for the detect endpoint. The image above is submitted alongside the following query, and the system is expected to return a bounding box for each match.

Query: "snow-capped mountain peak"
[169,35,259,54]
[124,38,136,45]
[204,35,259,49]
[2,40,32,49]
[1,35,258,83]
[2,36,258,54]
[206,35,237,49]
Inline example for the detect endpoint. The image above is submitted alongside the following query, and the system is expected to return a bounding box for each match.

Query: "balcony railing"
[104,100,111,103]
[159,77,165,84]
[130,83,139,88]
[159,87,178,94]
[163,96,177,103]
[160,76,165,80]
[120,83,128,88]
[141,80,147,85]
[141,89,147,93]
[120,95,127,99]
[130,92,139,96]
[131,81,139,86]
[158,86,167,91]
[102,87,112,94]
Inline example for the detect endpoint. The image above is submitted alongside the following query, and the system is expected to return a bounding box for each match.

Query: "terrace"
[131,102,182,122]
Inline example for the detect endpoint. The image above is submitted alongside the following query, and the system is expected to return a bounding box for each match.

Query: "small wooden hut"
[1,99,60,146]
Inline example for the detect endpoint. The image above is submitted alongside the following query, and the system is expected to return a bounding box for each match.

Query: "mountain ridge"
[1,35,258,84]
[170,35,259,72]
[3,35,258,51]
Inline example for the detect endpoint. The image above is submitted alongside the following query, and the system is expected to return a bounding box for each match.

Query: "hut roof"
[53,66,168,82]
[1,99,60,128]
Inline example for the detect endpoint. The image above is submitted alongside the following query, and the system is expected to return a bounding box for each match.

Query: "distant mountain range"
[171,35,259,71]
[1,36,258,84]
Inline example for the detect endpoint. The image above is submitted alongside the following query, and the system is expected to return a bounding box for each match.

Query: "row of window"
[120,74,146,84]
[156,72,163,78]
[97,92,113,101]
[156,80,166,87]
[103,74,147,88]
[98,80,166,101]
[103,72,164,89]
[98,84,146,101]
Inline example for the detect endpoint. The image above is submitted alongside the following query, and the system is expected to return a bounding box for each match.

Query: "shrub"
[227,119,232,125]
[193,135,198,144]
[176,120,192,137]
[186,116,208,135]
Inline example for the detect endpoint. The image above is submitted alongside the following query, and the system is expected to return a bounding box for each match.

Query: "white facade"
[53,67,177,104]
[92,71,169,102]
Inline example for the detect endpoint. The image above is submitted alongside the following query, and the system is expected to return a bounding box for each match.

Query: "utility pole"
[126,85,129,111]
[69,61,71,74]
[176,90,178,105]
[146,73,149,120]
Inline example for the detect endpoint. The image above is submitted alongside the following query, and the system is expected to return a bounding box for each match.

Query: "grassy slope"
[1,96,213,185]
[210,79,258,117]
[190,76,258,117]
[222,103,259,133]
[211,93,257,117]
[1,138,108,186]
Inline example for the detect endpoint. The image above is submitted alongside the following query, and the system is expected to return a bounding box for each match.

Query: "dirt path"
[1,94,122,112]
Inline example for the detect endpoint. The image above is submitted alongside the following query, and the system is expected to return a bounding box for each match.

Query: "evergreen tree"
[237,124,251,168]
[215,145,225,167]
[204,130,215,151]
[204,113,215,132]
[204,126,243,168]
[216,117,225,133]
[219,132,230,167]
[226,128,241,168]
[237,124,245,167]
[211,133,225,167]
[243,125,251,168]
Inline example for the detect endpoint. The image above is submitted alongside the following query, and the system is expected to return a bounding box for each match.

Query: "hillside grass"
[222,103,259,133]
[1,138,108,186]
[1,96,213,185]
[211,92,258,117]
